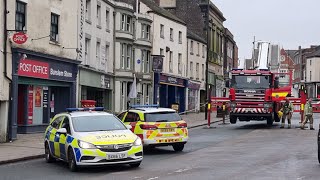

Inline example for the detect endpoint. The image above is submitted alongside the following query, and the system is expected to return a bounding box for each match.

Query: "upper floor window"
[105,10,110,30]
[197,43,200,56]
[96,4,101,27]
[178,31,182,44]
[142,50,151,73]
[121,14,132,32]
[16,1,26,31]
[169,51,173,73]
[202,64,205,80]
[190,41,194,54]
[141,24,150,40]
[310,59,312,66]
[202,45,205,57]
[196,63,199,79]
[50,13,59,42]
[120,43,132,69]
[178,53,182,75]
[190,61,193,78]
[85,38,90,65]
[85,0,91,21]
[160,24,164,38]
[170,28,173,41]
[96,41,101,63]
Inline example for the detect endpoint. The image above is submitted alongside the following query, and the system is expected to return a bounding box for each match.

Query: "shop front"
[79,67,113,110]
[154,73,187,113]
[10,48,79,136]
[187,81,201,112]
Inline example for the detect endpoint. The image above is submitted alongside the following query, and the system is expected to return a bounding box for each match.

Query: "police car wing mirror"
[126,125,132,129]
[57,128,67,134]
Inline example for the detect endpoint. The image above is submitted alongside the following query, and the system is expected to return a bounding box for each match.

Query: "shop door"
[160,84,167,108]
[50,87,70,118]
[168,86,176,108]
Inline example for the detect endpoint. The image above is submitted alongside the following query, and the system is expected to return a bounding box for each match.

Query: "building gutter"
[3,0,11,82]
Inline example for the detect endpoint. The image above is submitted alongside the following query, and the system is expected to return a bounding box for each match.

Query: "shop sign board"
[159,74,185,87]
[188,81,201,90]
[18,59,76,82]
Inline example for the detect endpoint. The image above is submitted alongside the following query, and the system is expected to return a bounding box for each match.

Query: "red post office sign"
[12,32,28,45]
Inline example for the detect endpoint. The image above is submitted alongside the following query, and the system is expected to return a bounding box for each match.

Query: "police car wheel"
[172,143,184,152]
[45,143,54,163]
[68,148,78,172]
[129,162,141,168]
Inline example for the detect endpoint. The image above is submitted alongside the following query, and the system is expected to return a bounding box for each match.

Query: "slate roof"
[187,30,207,44]
[140,0,186,25]
[307,47,320,58]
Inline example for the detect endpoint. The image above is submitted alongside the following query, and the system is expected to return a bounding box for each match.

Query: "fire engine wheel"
[230,116,237,124]
[267,117,273,126]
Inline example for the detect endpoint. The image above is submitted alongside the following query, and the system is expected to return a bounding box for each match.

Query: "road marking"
[174,168,191,173]
[147,177,159,180]
[297,177,305,180]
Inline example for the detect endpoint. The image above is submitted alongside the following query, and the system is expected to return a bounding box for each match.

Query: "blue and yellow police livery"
[44,107,143,171]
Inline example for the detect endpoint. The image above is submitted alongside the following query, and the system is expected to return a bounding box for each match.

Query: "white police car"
[44,107,143,171]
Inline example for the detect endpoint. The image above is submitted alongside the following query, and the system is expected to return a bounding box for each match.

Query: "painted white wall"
[6,0,78,60]
[140,2,187,78]
[78,0,114,73]
[306,57,320,83]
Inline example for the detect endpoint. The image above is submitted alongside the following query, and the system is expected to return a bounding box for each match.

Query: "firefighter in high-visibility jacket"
[280,98,294,129]
[301,98,314,130]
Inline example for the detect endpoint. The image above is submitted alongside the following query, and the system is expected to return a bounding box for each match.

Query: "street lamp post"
[200,0,210,122]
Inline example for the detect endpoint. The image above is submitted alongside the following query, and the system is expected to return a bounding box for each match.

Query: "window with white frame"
[97,4,101,27]
[15,1,26,31]
[202,64,205,80]
[190,41,194,54]
[106,10,109,30]
[96,41,100,64]
[202,45,205,57]
[169,51,173,73]
[190,62,193,78]
[141,24,150,40]
[196,63,199,79]
[126,45,132,69]
[50,13,59,42]
[178,53,182,75]
[85,0,91,21]
[103,44,109,68]
[120,44,132,69]
[121,14,132,32]
[85,38,90,65]
[170,28,173,41]
[179,31,182,44]
[197,43,200,56]
[160,24,164,38]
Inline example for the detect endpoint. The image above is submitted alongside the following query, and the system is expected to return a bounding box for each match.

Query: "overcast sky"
[213,0,320,62]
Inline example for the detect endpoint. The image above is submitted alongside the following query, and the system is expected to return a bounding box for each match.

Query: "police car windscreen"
[145,112,182,122]
[72,115,126,132]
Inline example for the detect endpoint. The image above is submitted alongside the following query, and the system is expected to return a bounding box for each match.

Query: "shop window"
[86,88,104,107]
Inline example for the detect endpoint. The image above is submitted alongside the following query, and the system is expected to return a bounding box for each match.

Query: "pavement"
[0,112,221,165]
[1,115,319,180]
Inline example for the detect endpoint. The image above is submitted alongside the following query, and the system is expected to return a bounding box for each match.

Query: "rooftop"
[140,0,186,25]
[187,31,207,44]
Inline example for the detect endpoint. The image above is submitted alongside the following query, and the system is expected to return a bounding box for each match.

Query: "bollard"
[207,103,211,128]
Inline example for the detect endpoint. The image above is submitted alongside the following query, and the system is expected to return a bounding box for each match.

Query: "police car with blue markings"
[44,107,143,171]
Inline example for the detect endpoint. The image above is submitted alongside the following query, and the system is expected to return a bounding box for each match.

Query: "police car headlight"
[133,137,142,146]
[78,140,96,149]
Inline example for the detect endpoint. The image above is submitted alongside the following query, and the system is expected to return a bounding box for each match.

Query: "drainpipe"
[3,0,11,82]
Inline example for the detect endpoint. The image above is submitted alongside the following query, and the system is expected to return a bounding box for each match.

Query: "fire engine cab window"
[145,112,182,122]
[231,75,270,89]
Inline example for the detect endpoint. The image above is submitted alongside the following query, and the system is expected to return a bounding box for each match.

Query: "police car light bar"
[130,104,159,108]
[66,107,104,112]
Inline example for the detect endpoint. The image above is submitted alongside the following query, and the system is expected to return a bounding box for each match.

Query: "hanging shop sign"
[12,32,28,45]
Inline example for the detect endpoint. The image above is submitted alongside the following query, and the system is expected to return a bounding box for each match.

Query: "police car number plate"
[107,153,127,160]
[160,128,175,133]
